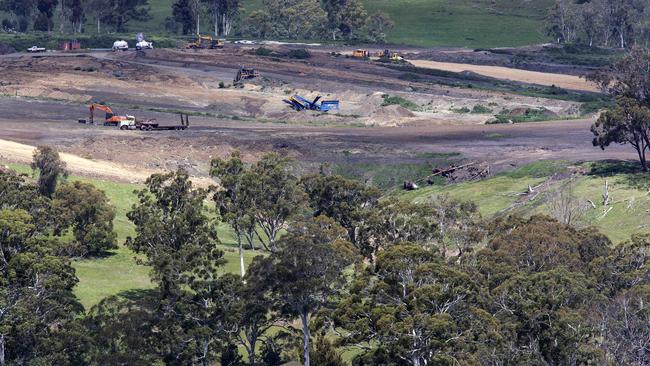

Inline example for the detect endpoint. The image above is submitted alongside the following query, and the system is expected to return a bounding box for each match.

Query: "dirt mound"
[373,105,416,118]
[0,43,16,55]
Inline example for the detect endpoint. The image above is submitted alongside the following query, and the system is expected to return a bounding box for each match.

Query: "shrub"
[255,47,273,56]
[471,104,493,114]
[450,106,471,114]
[381,94,419,111]
[286,48,311,59]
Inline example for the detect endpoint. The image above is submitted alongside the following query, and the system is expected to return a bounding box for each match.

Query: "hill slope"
[79,0,553,48]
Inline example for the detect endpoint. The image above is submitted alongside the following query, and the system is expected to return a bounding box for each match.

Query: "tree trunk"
[620,31,625,49]
[59,0,65,34]
[0,334,5,366]
[300,312,310,366]
[97,17,100,33]
[637,147,648,171]
[238,236,246,277]
[247,331,257,366]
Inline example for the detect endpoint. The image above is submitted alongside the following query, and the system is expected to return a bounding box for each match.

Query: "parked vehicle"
[27,46,46,53]
[135,40,153,50]
[112,40,129,51]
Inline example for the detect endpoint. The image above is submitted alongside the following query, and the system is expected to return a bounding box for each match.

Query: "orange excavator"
[88,103,134,126]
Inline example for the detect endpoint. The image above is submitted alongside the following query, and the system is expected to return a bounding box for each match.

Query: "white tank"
[112,40,128,51]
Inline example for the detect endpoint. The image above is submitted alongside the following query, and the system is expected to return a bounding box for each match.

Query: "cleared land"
[409,60,600,92]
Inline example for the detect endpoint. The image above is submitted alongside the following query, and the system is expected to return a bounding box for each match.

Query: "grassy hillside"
[400,160,650,244]
[7,158,649,307]
[1,0,553,48]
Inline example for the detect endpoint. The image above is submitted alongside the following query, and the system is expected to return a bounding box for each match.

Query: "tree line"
[170,0,393,42]
[547,0,650,48]
[1,0,393,43]
[2,136,649,364]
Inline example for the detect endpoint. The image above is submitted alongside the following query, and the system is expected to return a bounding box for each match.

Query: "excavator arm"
[89,103,115,124]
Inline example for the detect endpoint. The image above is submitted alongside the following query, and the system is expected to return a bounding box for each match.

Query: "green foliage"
[31,145,67,197]
[592,98,650,171]
[0,208,84,365]
[98,0,150,32]
[54,181,118,257]
[380,94,419,110]
[310,336,345,366]
[212,152,307,253]
[255,46,273,56]
[301,172,380,256]
[450,106,470,114]
[471,104,492,114]
[286,48,311,59]
[221,344,245,366]
[251,215,358,365]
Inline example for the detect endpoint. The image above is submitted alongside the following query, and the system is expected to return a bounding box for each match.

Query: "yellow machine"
[186,35,225,49]
[352,49,370,58]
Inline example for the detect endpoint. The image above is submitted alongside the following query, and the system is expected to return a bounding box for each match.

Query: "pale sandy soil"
[0,138,215,186]
[409,60,600,92]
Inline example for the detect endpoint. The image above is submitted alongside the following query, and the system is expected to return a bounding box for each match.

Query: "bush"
[450,106,471,114]
[471,104,493,114]
[218,81,226,88]
[255,47,273,56]
[286,48,311,59]
[381,94,419,111]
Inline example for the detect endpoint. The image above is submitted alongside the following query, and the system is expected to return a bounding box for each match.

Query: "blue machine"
[283,95,340,112]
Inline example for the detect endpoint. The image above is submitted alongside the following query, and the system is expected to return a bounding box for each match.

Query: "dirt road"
[409,60,600,92]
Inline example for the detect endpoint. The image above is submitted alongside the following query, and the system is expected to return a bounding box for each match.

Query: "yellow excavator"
[186,35,224,49]
[88,103,134,126]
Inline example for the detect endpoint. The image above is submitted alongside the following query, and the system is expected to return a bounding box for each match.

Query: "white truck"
[135,40,153,50]
[112,40,129,51]
[27,46,46,53]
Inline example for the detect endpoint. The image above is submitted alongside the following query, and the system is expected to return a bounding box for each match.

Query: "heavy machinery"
[86,103,134,126]
[119,114,190,131]
[234,66,260,83]
[112,40,129,51]
[186,35,224,49]
[352,49,370,58]
[136,40,153,50]
[283,95,340,112]
[135,33,153,50]
[380,49,404,62]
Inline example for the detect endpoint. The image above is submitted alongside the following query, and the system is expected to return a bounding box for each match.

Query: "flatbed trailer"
[119,114,190,131]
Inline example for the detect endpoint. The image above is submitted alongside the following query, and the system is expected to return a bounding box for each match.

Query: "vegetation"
[546,0,650,49]
[589,49,650,171]
[380,94,418,110]
[1,147,650,364]
[31,145,67,197]
[1,0,561,48]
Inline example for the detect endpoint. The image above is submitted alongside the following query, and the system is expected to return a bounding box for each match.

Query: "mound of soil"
[0,43,16,55]
[373,105,417,118]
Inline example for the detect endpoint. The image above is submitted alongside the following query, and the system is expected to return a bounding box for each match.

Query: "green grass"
[2,0,554,48]
[399,160,650,243]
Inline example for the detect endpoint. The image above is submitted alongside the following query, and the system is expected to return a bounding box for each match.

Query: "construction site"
[0,42,634,184]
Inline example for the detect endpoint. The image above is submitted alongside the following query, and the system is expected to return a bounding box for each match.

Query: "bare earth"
[409,60,600,92]
[0,45,633,182]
